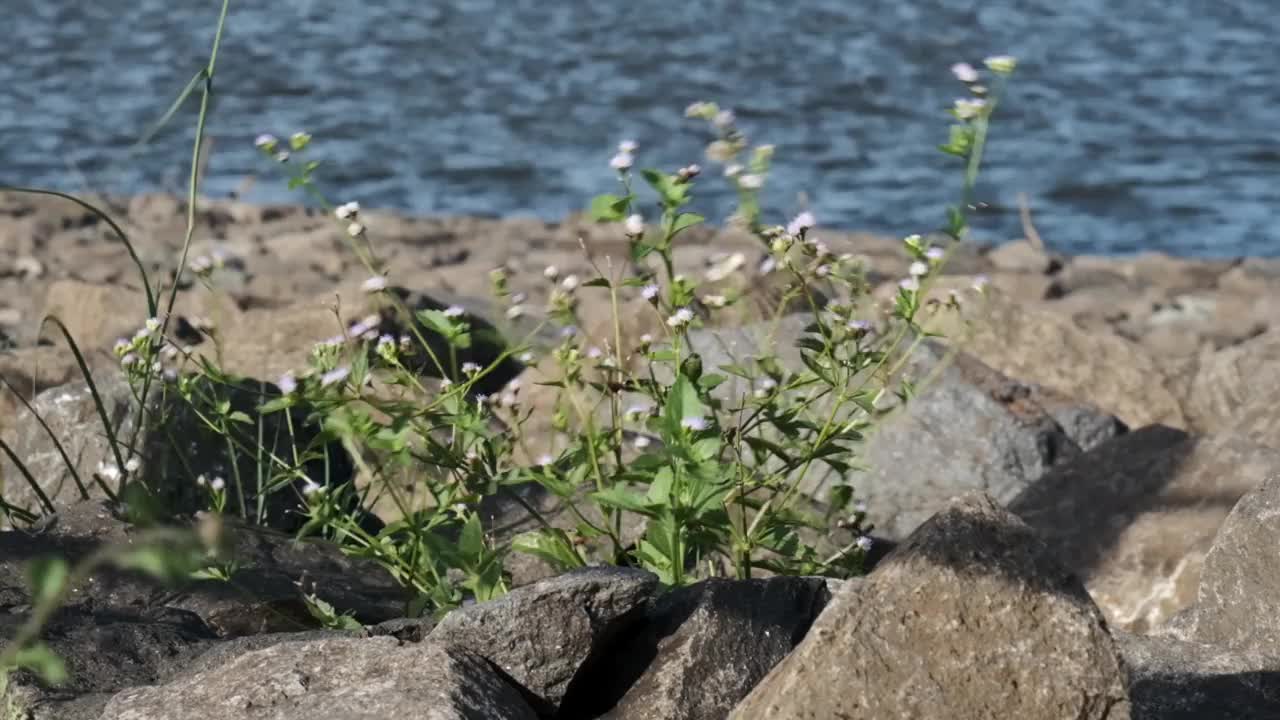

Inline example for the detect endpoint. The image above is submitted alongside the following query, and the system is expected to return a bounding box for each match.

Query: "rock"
[1118,633,1280,720]
[1190,474,1280,653]
[1217,257,1280,297]
[0,373,361,532]
[730,493,1131,719]
[986,239,1060,274]
[1230,389,1280,449]
[941,289,1186,428]
[1011,428,1280,633]
[0,345,92,432]
[428,566,657,714]
[844,341,1089,539]
[1180,331,1280,434]
[97,637,538,720]
[579,576,835,720]
[0,502,406,640]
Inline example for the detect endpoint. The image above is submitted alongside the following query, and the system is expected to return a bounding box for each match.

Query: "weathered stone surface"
[1182,331,1280,434]
[986,238,1060,274]
[1191,474,1280,653]
[1011,428,1280,633]
[1119,633,1280,720]
[586,576,834,720]
[0,373,360,532]
[730,493,1131,719]
[428,566,657,713]
[98,637,538,720]
[0,502,406,642]
[1230,389,1280,450]
[848,342,1089,539]
[941,289,1186,428]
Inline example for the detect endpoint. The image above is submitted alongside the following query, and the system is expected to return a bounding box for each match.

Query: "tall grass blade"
[0,437,54,515]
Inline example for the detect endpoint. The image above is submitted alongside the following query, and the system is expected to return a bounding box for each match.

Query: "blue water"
[2,1,1278,257]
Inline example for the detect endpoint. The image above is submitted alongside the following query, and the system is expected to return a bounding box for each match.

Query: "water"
[2,0,1278,257]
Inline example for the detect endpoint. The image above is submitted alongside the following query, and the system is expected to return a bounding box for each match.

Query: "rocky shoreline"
[2,190,1280,718]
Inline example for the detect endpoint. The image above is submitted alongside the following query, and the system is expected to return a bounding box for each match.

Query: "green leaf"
[113,544,201,584]
[591,486,657,515]
[458,513,485,558]
[26,557,69,608]
[663,375,707,434]
[670,212,704,235]
[641,169,690,208]
[589,193,630,222]
[582,277,612,289]
[9,643,67,686]
[227,411,254,425]
[698,374,726,391]
[511,529,586,571]
[646,467,675,505]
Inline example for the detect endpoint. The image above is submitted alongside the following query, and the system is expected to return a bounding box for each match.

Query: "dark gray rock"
[730,493,1131,719]
[0,373,362,534]
[587,576,835,720]
[98,637,538,720]
[1119,633,1280,719]
[428,566,657,714]
[848,342,1088,538]
[1011,428,1280,633]
[1191,474,1280,653]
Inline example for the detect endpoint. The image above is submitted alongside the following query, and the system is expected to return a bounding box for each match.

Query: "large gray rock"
[730,493,1131,719]
[97,637,538,720]
[0,373,361,533]
[1119,633,1280,719]
[1180,331,1280,434]
[1011,428,1280,633]
[680,319,1116,540]
[848,343,1098,538]
[428,566,657,714]
[1190,474,1280,653]
[591,576,836,720]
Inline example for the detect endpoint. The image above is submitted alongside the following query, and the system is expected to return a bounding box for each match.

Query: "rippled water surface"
[2,1,1278,256]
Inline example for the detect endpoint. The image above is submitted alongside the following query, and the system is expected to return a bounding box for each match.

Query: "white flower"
[909,261,929,277]
[210,476,226,492]
[274,151,291,163]
[847,319,872,332]
[443,305,465,318]
[346,221,366,237]
[97,461,121,483]
[925,247,946,261]
[984,55,1017,74]
[278,372,297,395]
[440,378,454,389]
[712,109,736,129]
[610,152,634,171]
[618,140,638,154]
[561,275,580,292]
[641,283,660,301]
[519,351,535,364]
[854,536,874,552]
[461,362,481,375]
[950,62,980,83]
[537,454,554,467]
[121,353,138,367]
[702,294,727,308]
[899,277,920,292]
[543,265,559,280]
[320,366,350,387]
[624,214,645,236]
[633,435,652,450]
[815,265,830,278]
[302,480,323,496]
[680,416,708,431]
[506,305,525,319]
[667,307,694,327]
[335,201,360,220]
[973,275,990,292]
[723,163,743,178]
[587,346,603,359]
[759,257,777,274]
[124,457,141,473]
[195,474,207,487]
[737,173,764,190]
[787,211,816,236]
[254,133,278,149]
[854,501,868,514]
[953,98,987,120]
[361,275,388,293]
[639,333,653,345]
